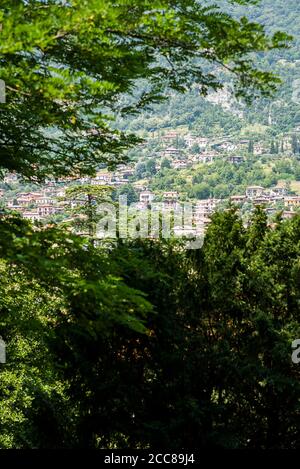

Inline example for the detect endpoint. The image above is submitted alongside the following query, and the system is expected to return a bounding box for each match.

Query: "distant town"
[1,126,300,237]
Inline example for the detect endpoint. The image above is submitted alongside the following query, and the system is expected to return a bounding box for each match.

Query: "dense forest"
[1,207,300,449]
[0,0,300,451]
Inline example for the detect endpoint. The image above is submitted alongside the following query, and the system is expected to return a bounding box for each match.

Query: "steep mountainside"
[118,0,300,136]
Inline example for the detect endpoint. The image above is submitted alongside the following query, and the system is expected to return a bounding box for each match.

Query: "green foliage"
[152,156,283,199]
[189,182,211,199]
[0,0,289,180]
[292,134,300,154]
[160,158,171,170]
[0,214,152,447]
[0,0,299,451]
[145,159,157,176]
[63,185,113,240]
[113,184,139,205]
[1,210,300,448]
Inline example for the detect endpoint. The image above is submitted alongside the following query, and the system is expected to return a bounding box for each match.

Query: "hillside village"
[1,126,300,238]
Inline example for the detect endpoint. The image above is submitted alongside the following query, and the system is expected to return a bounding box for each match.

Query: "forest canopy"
[0,0,299,451]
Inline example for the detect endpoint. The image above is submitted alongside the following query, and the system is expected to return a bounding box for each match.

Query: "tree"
[191,143,201,154]
[63,185,112,242]
[0,0,290,180]
[0,215,152,447]
[114,184,138,205]
[145,159,157,176]
[270,140,276,154]
[135,162,147,179]
[175,136,186,149]
[51,212,300,449]
[213,183,230,198]
[190,182,211,199]
[292,134,299,154]
[160,158,171,170]
[1,206,300,448]
[248,140,254,154]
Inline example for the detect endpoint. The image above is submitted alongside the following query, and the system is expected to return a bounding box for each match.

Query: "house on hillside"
[284,196,300,209]
[197,153,215,164]
[23,211,41,221]
[162,147,182,158]
[271,187,287,196]
[139,190,155,206]
[163,191,179,209]
[254,143,264,155]
[227,155,244,165]
[3,173,18,184]
[246,186,264,199]
[172,160,187,170]
[160,131,180,142]
[253,196,269,206]
[282,211,297,220]
[230,195,247,204]
[37,205,57,217]
[94,172,113,183]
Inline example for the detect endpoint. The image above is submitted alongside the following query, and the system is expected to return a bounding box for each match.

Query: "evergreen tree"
[270,140,276,154]
[161,158,171,170]
[248,139,254,154]
[292,134,299,154]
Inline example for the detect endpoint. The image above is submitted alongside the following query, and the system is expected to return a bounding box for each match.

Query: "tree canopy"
[0,0,290,179]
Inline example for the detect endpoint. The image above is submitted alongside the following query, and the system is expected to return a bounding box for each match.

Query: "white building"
[246,186,264,199]
[139,191,155,205]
